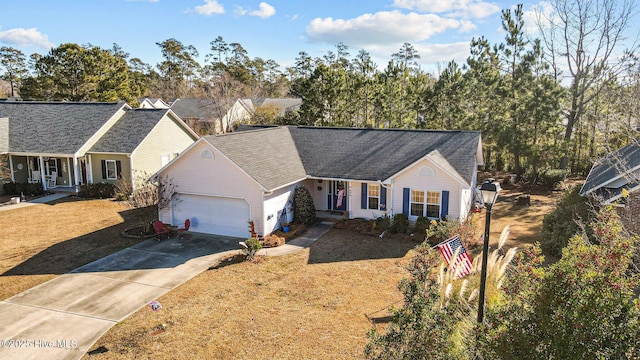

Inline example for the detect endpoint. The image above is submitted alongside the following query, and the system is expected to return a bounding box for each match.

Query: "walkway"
[0,222,333,360]
[0,193,70,212]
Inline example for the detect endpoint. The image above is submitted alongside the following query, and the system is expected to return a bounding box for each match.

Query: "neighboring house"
[0,101,198,192]
[156,126,483,238]
[222,98,302,132]
[170,98,222,135]
[138,98,170,109]
[580,141,640,234]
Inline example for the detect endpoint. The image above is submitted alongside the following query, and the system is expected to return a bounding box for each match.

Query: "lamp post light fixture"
[477,179,501,323]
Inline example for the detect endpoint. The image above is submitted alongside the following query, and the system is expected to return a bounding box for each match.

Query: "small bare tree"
[126,171,178,233]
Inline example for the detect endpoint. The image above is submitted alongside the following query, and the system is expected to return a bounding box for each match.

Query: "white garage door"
[172,194,250,238]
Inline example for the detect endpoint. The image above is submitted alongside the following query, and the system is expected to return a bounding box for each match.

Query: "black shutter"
[101,160,106,179]
[56,159,62,175]
[361,183,368,209]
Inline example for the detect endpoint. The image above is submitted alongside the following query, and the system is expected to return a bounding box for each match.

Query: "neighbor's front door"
[328,180,347,211]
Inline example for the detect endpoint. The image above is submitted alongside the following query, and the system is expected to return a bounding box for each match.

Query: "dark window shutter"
[116,160,122,178]
[440,190,449,218]
[361,183,368,209]
[101,160,106,179]
[402,188,410,215]
[56,159,62,174]
[380,186,387,210]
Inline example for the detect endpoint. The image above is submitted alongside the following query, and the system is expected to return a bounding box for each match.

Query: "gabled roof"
[580,141,640,198]
[89,109,196,154]
[0,101,127,155]
[288,127,481,184]
[203,127,307,191]
[195,126,481,191]
[170,98,219,120]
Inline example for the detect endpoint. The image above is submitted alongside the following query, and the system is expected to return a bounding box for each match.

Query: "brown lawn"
[0,196,147,300]
[0,181,576,359]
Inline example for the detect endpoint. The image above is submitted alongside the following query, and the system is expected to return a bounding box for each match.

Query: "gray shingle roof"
[90,109,169,153]
[170,98,219,121]
[288,127,481,184]
[202,126,481,191]
[204,127,307,191]
[0,101,127,154]
[580,141,640,196]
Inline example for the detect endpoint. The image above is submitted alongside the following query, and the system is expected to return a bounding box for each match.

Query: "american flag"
[436,235,472,278]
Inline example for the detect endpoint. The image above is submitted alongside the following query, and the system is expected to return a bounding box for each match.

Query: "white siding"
[132,114,197,179]
[349,181,390,220]
[391,158,465,220]
[263,184,299,235]
[159,141,264,234]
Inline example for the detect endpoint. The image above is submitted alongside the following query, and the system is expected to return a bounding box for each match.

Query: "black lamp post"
[477,179,500,323]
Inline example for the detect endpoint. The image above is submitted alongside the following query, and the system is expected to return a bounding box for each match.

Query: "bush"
[425,215,479,249]
[389,213,410,234]
[540,185,593,257]
[244,237,262,260]
[527,168,568,189]
[293,186,316,226]
[78,183,115,199]
[2,181,45,196]
[374,215,391,232]
[413,216,431,233]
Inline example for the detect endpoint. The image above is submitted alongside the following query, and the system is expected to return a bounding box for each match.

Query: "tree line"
[1,0,638,178]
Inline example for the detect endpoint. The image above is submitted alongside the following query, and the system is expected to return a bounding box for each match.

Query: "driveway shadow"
[2,206,240,276]
[307,228,419,264]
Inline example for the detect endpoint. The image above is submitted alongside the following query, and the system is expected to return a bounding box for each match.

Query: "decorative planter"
[282,225,290,233]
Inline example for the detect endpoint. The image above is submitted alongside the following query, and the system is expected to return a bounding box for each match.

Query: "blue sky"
[0,1,635,75]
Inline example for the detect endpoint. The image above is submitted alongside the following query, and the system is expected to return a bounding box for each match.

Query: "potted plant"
[281,220,290,233]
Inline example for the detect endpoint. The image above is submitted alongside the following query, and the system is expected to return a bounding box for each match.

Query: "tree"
[535,0,638,171]
[481,206,640,359]
[0,46,28,97]
[156,38,201,99]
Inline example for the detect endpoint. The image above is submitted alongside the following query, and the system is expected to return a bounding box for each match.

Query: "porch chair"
[28,170,41,183]
[176,219,191,239]
[46,171,58,188]
[153,220,172,241]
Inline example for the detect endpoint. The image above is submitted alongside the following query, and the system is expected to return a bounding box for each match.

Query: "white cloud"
[194,0,224,16]
[0,27,55,49]
[249,2,276,19]
[306,11,459,47]
[392,0,501,19]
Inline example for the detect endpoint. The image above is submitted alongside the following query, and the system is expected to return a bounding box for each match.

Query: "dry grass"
[0,181,577,359]
[86,231,418,359]
[0,196,146,300]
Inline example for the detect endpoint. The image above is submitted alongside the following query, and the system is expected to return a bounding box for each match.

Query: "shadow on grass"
[307,228,419,264]
[2,207,148,276]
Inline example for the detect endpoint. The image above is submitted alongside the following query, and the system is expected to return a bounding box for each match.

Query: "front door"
[328,180,347,211]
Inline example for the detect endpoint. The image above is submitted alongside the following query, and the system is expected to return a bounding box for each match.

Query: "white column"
[72,156,79,187]
[39,156,46,190]
[8,155,15,182]
[86,155,93,183]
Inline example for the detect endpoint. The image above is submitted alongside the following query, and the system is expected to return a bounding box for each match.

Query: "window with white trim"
[105,160,117,180]
[368,184,380,209]
[410,189,441,218]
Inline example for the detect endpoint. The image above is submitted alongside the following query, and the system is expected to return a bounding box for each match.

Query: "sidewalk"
[0,193,70,212]
[0,221,333,360]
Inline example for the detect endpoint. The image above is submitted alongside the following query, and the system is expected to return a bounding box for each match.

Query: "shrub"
[389,213,410,234]
[113,176,132,201]
[425,215,479,250]
[413,215,430,233]
[374,215,391,232]
[78,182,115,199]
[2,181,45,196]
[536,168,568,189]
[293,186,316,226]
[540,185,593,258]
[244,237,262,260]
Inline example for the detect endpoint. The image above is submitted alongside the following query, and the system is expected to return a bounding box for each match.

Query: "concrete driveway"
[0,232,242,360]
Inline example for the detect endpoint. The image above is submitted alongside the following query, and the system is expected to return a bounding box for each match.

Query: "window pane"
[368,184,379,197]
[411,203,424,217]
[106,161,117,179]
[426,204,440,218]
[411,190,424,203]
[368,197,379,210]
[427,191,440,205]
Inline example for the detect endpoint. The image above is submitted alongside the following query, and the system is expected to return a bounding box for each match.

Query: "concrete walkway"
[0,193,70,212]
[0,221,333,360]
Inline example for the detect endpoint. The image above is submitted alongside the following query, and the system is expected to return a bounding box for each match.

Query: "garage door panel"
[172,194,250,238]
